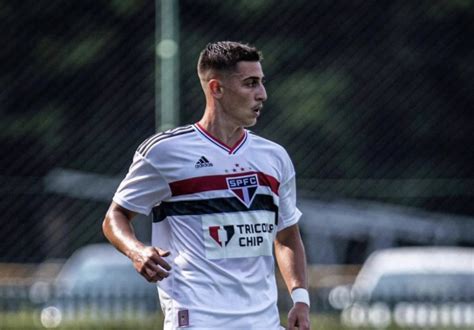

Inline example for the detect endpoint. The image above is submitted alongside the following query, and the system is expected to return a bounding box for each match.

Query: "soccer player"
[103,41,310,330]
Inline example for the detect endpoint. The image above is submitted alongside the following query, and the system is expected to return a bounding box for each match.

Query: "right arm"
[102,201,171,282]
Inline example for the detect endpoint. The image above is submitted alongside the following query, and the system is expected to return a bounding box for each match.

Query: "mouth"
[252,104,263,115]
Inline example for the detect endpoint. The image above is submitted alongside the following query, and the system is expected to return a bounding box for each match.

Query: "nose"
[257,83,267,102]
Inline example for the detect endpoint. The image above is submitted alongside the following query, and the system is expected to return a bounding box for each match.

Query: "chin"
[243,119,257,128]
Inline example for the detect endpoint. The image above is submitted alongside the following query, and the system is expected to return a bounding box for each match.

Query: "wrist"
[291,288,310,307]
[125,241,146,260]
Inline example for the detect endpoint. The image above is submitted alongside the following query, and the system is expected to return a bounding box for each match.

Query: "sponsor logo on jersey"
[208,225,235,246]
[202,211,276,259]
[195,156,213,168]
[226,174,259,208]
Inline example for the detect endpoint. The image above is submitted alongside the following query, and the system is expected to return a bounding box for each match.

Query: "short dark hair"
[197,41,262,75]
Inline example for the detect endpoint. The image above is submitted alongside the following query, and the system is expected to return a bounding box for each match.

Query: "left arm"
[275,224,310,330]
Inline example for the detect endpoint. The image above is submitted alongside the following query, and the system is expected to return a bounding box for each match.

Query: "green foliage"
[270,70,350,131]
[0,107,64,150]
[0,0,472,264]
[35,33,113,73]
[108,0,145,17]
[427,0,474,18]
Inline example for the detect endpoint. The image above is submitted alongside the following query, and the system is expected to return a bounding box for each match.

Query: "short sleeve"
[112,152,170,215]
[277,152,302,230]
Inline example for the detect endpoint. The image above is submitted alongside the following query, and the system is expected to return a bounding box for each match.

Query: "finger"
[142,265,169,282]
[149,251,172,271]
[145,260,170,277]
[287,317,296,330]
[300,323,310,330]
[156,247,171,257]
[293,315,310,330]
[299,321,310,330]
[154,272,170,281]
[138,267,155,282]
[149,269,168,282]
[287,309,299,330]
[149,255,172,271]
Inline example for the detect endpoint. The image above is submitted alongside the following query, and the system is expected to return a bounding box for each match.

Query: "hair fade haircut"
[197,41,262,75]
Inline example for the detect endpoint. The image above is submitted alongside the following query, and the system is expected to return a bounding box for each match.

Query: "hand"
[287,302,310,330]
[130,245,171,282]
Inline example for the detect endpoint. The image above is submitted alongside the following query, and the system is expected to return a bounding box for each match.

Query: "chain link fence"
[1,0,473,328]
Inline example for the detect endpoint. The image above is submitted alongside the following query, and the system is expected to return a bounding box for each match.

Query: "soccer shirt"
[113,124,302,329]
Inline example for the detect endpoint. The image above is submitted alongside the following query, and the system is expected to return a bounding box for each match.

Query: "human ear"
[209,79,223,98]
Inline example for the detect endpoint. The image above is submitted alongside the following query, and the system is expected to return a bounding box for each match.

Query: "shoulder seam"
[137,125,194,156]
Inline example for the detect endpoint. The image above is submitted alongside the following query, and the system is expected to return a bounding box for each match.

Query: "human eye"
[245,79,259,87]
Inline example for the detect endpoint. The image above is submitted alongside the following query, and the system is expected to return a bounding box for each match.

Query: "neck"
[198,111,245,147]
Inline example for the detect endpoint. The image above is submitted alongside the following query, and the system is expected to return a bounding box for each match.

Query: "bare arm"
[102,201,171,282]
[275,224,310,330]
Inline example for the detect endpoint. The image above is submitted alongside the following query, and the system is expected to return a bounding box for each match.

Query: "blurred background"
[1,0,473,329]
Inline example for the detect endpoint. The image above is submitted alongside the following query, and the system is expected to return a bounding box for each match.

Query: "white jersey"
[113,124,302,330]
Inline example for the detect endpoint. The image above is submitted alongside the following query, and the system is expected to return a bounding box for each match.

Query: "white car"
[39,243,158,328]
[329,247,474,329]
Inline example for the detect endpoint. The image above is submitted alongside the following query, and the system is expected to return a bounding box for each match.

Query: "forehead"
[230,61,264,79]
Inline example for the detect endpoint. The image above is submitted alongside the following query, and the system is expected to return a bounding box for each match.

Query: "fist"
[131,246,171,282]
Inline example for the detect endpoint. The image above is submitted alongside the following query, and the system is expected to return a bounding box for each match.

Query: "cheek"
[231,94,246,106]
[240,92,253,103]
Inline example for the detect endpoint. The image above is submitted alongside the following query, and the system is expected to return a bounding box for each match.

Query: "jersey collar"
[194,123,248,155]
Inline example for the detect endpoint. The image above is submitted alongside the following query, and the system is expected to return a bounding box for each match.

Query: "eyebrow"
[242,75,265,81]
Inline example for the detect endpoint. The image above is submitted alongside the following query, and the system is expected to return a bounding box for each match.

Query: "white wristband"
[291,288,310,307]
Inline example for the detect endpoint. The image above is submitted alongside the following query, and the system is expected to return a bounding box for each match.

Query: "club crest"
[226,174,259,208]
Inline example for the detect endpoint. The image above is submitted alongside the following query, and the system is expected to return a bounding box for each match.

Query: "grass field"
[0,312,423,330]
[1,312,343,330]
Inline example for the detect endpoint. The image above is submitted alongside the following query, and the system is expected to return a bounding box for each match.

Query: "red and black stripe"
[152,194,278,224]
[170,172,280,197]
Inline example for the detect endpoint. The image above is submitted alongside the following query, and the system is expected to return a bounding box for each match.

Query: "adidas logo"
[195,156,213,168]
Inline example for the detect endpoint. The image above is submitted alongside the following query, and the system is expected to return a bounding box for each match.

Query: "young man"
[103,41,310,330]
